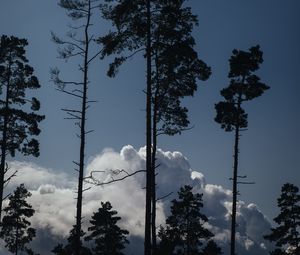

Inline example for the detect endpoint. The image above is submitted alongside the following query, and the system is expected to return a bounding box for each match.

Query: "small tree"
[264,183,300,255]
[85,201,129,255]
[0,35,44,219]
[52,226,92,255]
[0,184,36,255]
[214,45,269,255]
[202,240,223,255]
[158,185,213,255]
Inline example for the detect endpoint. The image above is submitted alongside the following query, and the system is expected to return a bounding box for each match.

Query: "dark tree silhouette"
[51,1,102,254]
[202,240,223,255]
[85,201,129,255]
[264,183,300,255]
[214,45,269,255]
[99,1,152,253]
[157,185,213,255]
[150,2,210,250]
[0,35,44,220]
[52,226,92,255]
[99,2,209,253]
[0,184,36,255]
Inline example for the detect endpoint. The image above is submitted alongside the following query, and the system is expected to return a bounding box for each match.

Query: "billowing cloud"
[2,145,272,255]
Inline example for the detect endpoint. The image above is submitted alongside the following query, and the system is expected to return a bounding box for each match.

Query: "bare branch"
[87,49,103,65]
[156,192,173,202]
[61,108,82,113]
[56,88,84,99]
[85,169,146,186]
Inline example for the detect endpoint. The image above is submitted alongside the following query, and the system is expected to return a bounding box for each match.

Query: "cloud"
[2,145,272,255]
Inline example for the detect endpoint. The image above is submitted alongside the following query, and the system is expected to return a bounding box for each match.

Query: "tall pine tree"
[0,184,36,255]
[215,45,269,255]
[51,1,102,253]
[264,183,300,255]
[99,2,210,253]
[0,35,44,220]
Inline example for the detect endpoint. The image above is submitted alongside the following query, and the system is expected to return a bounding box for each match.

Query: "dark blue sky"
[0,0,299,222]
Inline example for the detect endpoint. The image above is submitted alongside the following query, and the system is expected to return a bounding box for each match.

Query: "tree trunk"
[0,60,11,221]
[230,96,241,255]
[75,1,91,254]
[145,0,152,254]
[151,102,158,254]
[15,221,19,255]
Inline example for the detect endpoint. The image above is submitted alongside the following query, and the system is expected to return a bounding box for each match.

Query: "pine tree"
[0,184,36,255]
[264,183,300,255]
[201,240,223,255]
[51,1,102,254]
[52,226,92,255]
[150,2,210,251]
[85,201,129,255]
[99,2,210,253]
[158,185,213,255]
[214,45,269,255]
[0,35,44,220]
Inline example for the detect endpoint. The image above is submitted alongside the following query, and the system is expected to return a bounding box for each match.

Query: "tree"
[0,184,36,255]
[99,2,210,253]
[201,240,223,255]
[150,2,210,250]
[52,226,92,255]
[264,183,300,255]
[157,185,213,255]
[214,45,269,255]
[0,35,44,220]
[50,1,102,254]
[85,201,129,255]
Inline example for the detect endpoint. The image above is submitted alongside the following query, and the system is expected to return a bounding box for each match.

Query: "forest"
[0,0,299,255]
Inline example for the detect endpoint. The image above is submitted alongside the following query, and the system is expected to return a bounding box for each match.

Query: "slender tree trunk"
[15,222,19,255]
[75,1,91,254]
[145,0,152,254]
[0,61,11,221]
[151,103,158,255]
[230,97,241,255]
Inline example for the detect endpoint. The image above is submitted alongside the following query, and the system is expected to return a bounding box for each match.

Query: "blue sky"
[0,0,299,238]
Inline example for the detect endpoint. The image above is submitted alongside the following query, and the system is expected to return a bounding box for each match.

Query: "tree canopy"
[264,183,300,255]
[0,184,36,255]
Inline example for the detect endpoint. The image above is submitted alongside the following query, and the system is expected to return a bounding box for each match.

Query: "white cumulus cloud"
[2,145,272,255]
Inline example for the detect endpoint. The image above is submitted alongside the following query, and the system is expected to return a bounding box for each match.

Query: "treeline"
[1,182,300,254]
[0,0,298,255]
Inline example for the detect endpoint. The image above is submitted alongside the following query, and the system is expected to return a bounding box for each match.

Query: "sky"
[0,0,300,254]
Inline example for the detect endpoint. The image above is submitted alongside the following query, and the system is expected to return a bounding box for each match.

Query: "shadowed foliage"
[264,183,300,255]
[0,184,37,255]
[158,185,213,255]
[0,35,44,220]
[85,201,129,255]
[52,226,92,255]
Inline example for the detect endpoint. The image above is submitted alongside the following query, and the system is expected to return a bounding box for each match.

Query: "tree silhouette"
[264,183,300,255]
[50,1,102,254]
[99,2,210,253]
[85,201,129,255]
[214,45,269,255]
[0,35,44,220]
[52,225,92,255]
[0,184,36,255]
[150,2,210,250]
[202,240,223,255]
[99,1,152,252]
[157,185,213,255]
